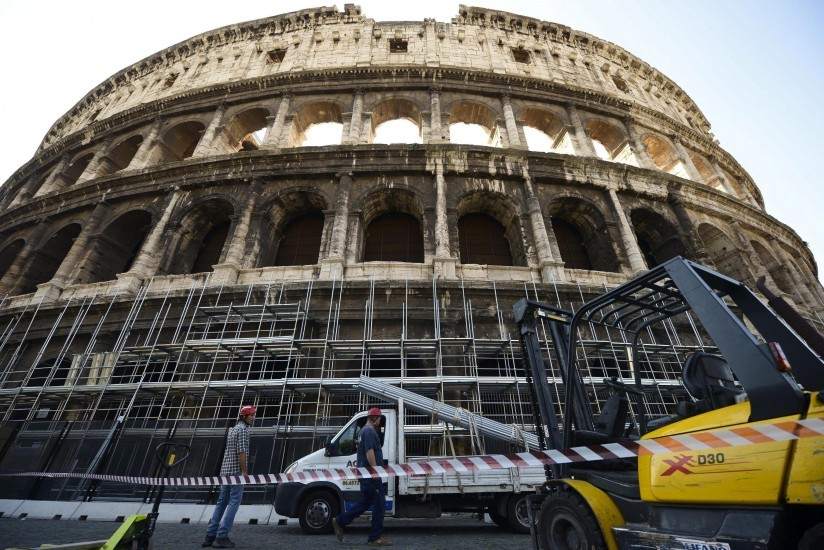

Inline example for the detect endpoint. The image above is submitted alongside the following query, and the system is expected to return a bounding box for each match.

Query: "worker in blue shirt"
[333,407,391,546]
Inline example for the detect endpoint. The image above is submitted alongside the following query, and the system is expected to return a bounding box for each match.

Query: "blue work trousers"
[336,479,385,542]
[207,484,244,538]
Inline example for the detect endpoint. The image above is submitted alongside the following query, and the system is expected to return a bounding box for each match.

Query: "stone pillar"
[606,187,647,274]
[35,155,71,196]
[114,190,181,292]
[501,95,524,149]
[522,165,563,282]
[261,94,291,149]
[706,156,735,195]
[564,104,597,157]
[126,118,164,170]
[320,173,353,279]
[0,223,50,296]
[667,196,711,265]
[670,134,703,182]
[432,158,456,279]
[622,119,655,170]
[35,202,111,300]
[76,138,115,184]
[192,105,227,157]
[429,88,445,143]
[212,183,260,284]
[344,90,364,145]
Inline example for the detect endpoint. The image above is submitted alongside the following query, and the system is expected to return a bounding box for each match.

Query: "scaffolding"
[0,275,718,504]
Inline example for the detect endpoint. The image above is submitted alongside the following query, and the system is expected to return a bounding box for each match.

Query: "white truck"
[273,400,545,535]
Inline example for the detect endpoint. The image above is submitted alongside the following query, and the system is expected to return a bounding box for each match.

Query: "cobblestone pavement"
[0,517,525,549]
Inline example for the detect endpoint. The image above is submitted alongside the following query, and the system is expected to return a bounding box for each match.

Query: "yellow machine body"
[555,479,624,550]
[638,394,824,505]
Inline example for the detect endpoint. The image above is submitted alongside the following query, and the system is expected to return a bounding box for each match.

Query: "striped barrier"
[1,417,822,487]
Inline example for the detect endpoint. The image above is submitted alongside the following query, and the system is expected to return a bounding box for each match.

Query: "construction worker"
[202,405,256,548]
[332,407,391,546]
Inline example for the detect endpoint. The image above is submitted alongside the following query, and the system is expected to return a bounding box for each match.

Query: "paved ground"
[0,517,524,549]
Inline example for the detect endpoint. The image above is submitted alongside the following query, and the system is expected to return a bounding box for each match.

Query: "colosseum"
[0,4,821,512]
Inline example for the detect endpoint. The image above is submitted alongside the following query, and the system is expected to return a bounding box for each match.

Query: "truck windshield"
[332,415,386,456]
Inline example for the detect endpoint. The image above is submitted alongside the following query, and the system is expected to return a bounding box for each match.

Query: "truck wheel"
[799,522,824,550]
[506,494,531,534]
[298,490,339,535]
[488,507,508,528]
[538,488,607,550]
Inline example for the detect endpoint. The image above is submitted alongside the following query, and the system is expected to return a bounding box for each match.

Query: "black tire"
[298,490,340,535]
[506,493,531,534]
[537,487,607,550]
[488,507,509,528]
[799,522,824,550]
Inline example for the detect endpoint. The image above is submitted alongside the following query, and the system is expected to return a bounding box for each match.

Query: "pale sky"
[0,0,821,280]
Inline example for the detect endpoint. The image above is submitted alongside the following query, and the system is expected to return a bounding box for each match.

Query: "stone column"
[522,165,563,282]
[76,138,115,184]
[114,190,182,292]
[501,95,524,149]
[320,172,353,279]
[35,155,71,196]
[126,118,164,170]
[0,223,50,296]
[606,187,647,274]
[429,87,445,143]
[35,202,111,300]
[261,94,291,149]
[344,90,364,145]
[212,183,260,284]
[564,104,597,157]
[705,155,735,194]
[622,119,655,170]
[192,105,227,157]
[669,134,703,182]
[667,196,711,265]
[432,157,456,279]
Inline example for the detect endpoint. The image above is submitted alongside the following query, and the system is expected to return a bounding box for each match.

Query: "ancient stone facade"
[0,5,821,505]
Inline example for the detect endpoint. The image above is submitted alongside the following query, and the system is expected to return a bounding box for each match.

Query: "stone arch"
[750,240,793,295]
[76,210,153,284]
[641,133,688,178]
[361,188,424,262]
[222,107,271,152]
[288,101,343,147]
[157,120,206,163]
[548,197,619,272]
[447,100,501,147]
[629,208,688,267]
[166,198,234,275]
[584,118,637,165]
[697,223,750,282]
[370,98,422,144]
[456,190,526,266]
[97,135,144,177]
[0,239,24,280]
[62,152,95,187]
[687,150,715,184]
[519,107,572,153]
[18,223,82,294]
[258,190,327,267]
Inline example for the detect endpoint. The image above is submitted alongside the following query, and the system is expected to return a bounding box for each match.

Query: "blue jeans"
[207,484,244,539]
[336,479,385,542]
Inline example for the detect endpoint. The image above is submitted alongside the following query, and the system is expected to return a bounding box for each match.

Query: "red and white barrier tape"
[1,418,822,487]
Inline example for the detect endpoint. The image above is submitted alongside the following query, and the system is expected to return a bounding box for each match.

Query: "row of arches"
[15,94,749,204]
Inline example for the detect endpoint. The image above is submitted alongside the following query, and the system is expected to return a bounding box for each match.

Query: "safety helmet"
[367,407,382,417]
[240,405,257,417]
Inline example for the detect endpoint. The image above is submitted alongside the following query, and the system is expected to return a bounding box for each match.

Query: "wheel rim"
[305,498,331,528]
[515,497,530,529]
[549,512,586,550]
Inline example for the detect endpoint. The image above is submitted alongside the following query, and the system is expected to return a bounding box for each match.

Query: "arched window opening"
[167,200,234,275]
[698,224,749,282]
[449,101,501,147]
[224,108,270,152]
[630,209,687,267]
[364,213,424,262]
[371,99,422,144]
[688,151,715,185]
[642,134,689,178]
[78,210,152,284]
[158,121,206,163]
[751,241,793,295]
[458,213,513,266]
[274,212,324,266]
[585,119,638,166]
[549,198,619,272]
[0,239,24,279]
[19,224,82,294]
[520,108,573,154]
[98,135,144,177]
[63,153,95,187]
[27,357,72,388]
[290,102,343,147]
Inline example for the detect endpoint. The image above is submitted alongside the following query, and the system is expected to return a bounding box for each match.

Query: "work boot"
[368,537,392,546]
[332,517,344,542]
[212,538,236,548]
[201,535,215,547]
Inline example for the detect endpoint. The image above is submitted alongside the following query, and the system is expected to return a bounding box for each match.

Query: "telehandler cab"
[514,257,824,550]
